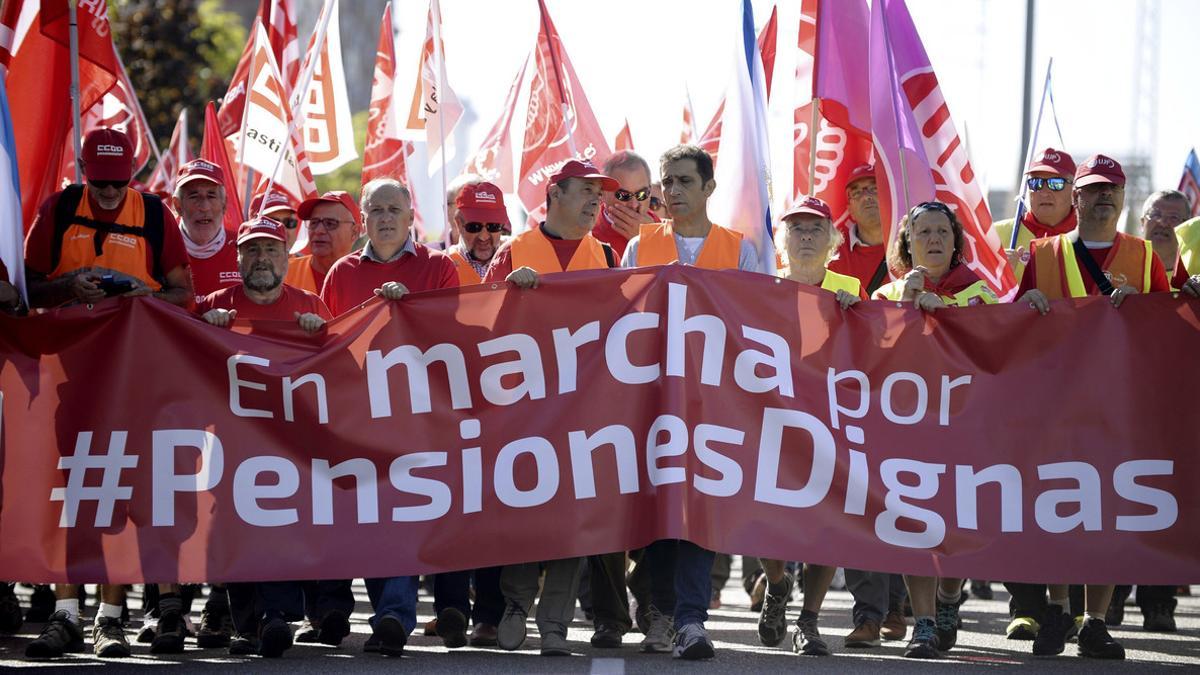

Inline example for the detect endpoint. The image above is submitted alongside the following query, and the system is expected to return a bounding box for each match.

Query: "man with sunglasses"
[994,148,1078,282]
[173,159,240,305]
[448,180,508,285]
[828,164,890,296]
[286,191,362,295]
[590,151,659,259]
[250,190,300,252]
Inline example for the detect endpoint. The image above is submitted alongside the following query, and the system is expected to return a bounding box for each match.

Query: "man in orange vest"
[994,148,1078,281]
[621,144,757,272]
[285,191,361,295]
[483,160,620,288]
[447,180,508,285]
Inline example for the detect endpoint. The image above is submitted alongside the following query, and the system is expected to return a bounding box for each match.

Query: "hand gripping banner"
[0,266,1197,584]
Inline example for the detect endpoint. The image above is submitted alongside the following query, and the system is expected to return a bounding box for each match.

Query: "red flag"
[201,102,245,231]
[517,0,612,226]
[145,109,193,199]
[693,16,776,169]
[260,0,299,94]
[462,59,525,192]
[680,90,697,145]
[402,0,462,174]
[5,0,119,229]
[614,119,634,152]
[362,2,412,186]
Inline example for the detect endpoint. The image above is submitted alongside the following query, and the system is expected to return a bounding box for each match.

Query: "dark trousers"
[298,580,356,623]
[1004,583,1084,619]
[227,582,305,636]
[433,571,472,616]
[645,539,715,627]
[1113,585,1176,614]
[587,552,632,632]
[471,567,504,626]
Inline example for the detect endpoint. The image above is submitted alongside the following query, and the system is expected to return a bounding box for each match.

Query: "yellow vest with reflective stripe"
[820,269,862,296]
[993,218,1036,281]
[874,277,998,306]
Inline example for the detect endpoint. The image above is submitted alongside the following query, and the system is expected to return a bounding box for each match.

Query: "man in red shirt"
[174,159,239,304]
[590,150,658,259]
[827,163,889,295]
[286,191,362,295]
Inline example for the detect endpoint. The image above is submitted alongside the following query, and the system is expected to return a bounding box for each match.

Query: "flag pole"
[112,48,163,171]
[431,0,452,248]
[67,0,82,183]
[236,31,260,218]
[535,0,576,156]
[1009,58,1054,250]
[807,98,819,197]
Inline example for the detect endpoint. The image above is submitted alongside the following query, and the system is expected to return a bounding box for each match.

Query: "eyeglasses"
[279,217,299,230]
[308,217,351,231]
[1027,176,1068,192]
[88,179,129,190]
[463,222,505,234]
[650,196,664,211]
[614,187,651,202]
[848,183,878,199]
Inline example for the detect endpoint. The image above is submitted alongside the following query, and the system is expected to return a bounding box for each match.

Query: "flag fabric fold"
[295,0,356,175]
[0,78,26,304]
[1178,149,1200,218]
[145,108,192,199]
[201,102,245,232]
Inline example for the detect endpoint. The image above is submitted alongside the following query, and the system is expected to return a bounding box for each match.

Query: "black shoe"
[903,617,940,659]
[229,633,258,656]
[1077,618,1125,660]
[1032,605,1072,657]
[318,609,351,646]
[25,585,55,623]
[934,601,959,652]
[969,580,994,600]
[0,584,23,633]
[1142,601,1177,633]
[436,608,468,649]
[363,632,380,653]
[374,615,407,657]
[136,620,157,644]
[195,597,233,648]
[150,610,186,654]
[25,610,84,658]
[93,615,132,658]
[295,619,320,643]
[590,623,623,648]
[258,618,293,658]
[757,574,793,647]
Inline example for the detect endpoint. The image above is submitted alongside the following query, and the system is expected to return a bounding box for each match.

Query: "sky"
[381,0,1199,226]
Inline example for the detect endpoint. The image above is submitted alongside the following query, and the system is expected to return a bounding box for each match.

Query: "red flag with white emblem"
[362,2,412,187]
[145,109,192,199]
[461,58,524,193]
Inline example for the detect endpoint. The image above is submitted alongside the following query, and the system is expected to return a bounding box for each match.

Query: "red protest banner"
[0,266,1197,585]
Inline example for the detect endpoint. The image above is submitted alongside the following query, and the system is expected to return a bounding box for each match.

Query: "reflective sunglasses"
[614,187,651,202]
[463,222,505,234]
[88,179,129,190]
[1027,176,1068,192]
[279,217,299,230]
[650,196,665,211]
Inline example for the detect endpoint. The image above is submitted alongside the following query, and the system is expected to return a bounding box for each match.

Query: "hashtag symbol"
[49,431,139,528]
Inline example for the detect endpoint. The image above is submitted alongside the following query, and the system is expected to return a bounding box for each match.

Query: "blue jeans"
[646,539,715,628]
[365,576,418,633]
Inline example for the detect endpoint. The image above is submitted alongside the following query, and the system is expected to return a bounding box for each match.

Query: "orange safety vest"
[51,188,161,290]
[448,249,483,286]
[284,255,320,294]
[509,226,609,274]
[636,221,743,270]
[1033,232,1153,300]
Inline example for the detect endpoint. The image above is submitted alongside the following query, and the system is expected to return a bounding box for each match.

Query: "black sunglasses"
[1027,176,1068,192]
[615,187,650,202]
[464,222,505,234]
[650,196,664,210]
[279,217,299,230]
[88,179,129,190]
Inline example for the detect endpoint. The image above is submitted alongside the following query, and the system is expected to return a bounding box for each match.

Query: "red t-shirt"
[1017,240,1171,297]
[827,222,887,293]
[320,243,459,317]
[482,227,616,283]
[197,283,332,322]
[187,236,240,303]
[24,189,189,277]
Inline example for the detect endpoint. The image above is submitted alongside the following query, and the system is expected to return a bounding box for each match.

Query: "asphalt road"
[1,575,1197,672]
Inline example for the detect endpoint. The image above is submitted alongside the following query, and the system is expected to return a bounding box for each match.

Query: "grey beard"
[244,270,283,292]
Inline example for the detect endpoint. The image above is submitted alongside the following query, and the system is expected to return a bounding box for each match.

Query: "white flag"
[403,0,462,173]
[296,0,356,175]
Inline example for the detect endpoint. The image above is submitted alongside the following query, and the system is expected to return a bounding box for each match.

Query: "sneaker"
[294,619,319,643]
[881,610,907,641]
[318,609,351,646]
[757,573,792,647]
[195,597,233,648]
[1006,616,1039,640]
[469,622,498,647]
[136,616,158,643]
[844,619,881,648]
[150,610,186,654]
[640,605,674,653]
[672,622,714,660]
[25,610,84,658]
[540,631,572,656]
[258,617,293,658]
[0,585,23,633]
[1077,618,1124,659]
[1032,604,1073,658]
[497,600,528,651]
[374,615,408,657]
[436,608,468,649]
[903,617,940,659]
[632,597,650,634]
[25,585,55,623]
[590,623,623,648]
[749,573,767,613]
[792,615,830,656]
[934,600,959,652]
[93,615,132,658]
[969,580,994,600]
[1142,601,1177,633]
[228,633,258,655]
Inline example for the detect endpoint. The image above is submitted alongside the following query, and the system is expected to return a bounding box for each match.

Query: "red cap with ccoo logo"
[236,216,287,245]
[81,128,134,183]
[455,181,510,225]
[176,159,224,190]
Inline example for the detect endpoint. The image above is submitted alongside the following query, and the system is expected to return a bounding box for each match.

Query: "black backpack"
[50,184,167,283]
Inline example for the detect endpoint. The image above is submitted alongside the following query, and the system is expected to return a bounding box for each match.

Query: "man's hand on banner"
[375,282,410,301]
[295,312,326,334]
[507,267,540,289]
[1181,275,1200,298]
[202,308,236,327]
[1022,289,1050,315]
[1110,285,1138,308]
[835,289,860,310]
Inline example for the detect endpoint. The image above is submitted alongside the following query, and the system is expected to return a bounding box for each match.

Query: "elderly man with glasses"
[285,191,363,295]
[994,148,1078,282]
[590,150,660,259]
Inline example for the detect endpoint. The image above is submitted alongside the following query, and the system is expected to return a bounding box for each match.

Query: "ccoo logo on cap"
[81,128,134,183]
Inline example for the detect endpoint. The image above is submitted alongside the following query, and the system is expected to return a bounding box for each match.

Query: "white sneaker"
[640,606,674,653]
[672,622,714,660]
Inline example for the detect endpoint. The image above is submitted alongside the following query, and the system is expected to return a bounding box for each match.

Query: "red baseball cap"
[780,196,833,221]
[236,216,287,245]
[81,128,134,182]
[298,190,361,227]
[846,163,876,186]
[1075,154,1125,188]
[456,181,510,225]
[1026,147,1076,176]
[176,159,224,190]
[549,160,619,192]
[250,190,297,217]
